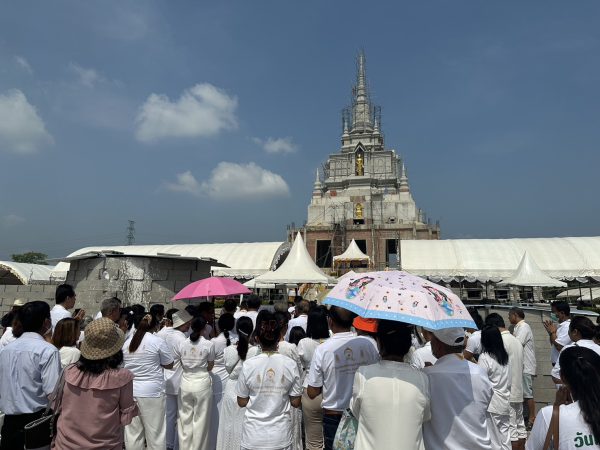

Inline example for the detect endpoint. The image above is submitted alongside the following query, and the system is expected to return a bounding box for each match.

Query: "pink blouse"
[53,365,138,450]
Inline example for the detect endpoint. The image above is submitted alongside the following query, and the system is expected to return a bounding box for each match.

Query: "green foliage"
[11,252,48,265]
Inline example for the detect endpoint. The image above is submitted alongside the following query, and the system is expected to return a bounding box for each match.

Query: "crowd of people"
[1,286,600,450]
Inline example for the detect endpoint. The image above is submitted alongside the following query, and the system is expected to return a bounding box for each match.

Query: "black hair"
[484,312,506,329]
[165,308,180,322]
[55,284,75,304]
[256,311,281,349]
[306,306,330,340]
[129,314,159,353]
[189,317,207,342]
[468,307,485,330]
[247,295,261,310]
[223,299,237,313]
[551,300,571,316]
[569,316,597,340]
[274,311,290,339]
[289,326,306,346]
[119,307,134,330]
[10,309,24,338]
[185,305,200,318]
[78,350,124,374]
[509,307,525,320]
[218,313,235,346]
[1,311,14,328]
[150,304,165,316]
[481,325,509,366]
[236,316,254,361]
[328,306,356,329]
[559,346,600,443]
[377,320,412,358]
[19,301,50,332]
[130,304,146,316]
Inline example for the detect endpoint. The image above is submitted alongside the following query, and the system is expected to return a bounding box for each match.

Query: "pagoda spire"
[312,168,322,196]
[399,161,410,193]
[351,50,373,132]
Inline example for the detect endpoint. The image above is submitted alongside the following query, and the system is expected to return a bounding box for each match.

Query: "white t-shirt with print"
[176,336,215,372]
[478,352,511,416]
[551,319,572,364]
[526,402,600,450]
[306,331,380,411]
[123,332,174,398]
[236,353,302,450]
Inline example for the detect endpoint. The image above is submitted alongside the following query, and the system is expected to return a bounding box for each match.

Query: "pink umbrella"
[172,277,251,301]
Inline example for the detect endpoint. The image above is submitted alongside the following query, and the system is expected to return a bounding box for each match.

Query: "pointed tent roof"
[500,252,567,287]
[252,233,330,284]
[333,239,370,264]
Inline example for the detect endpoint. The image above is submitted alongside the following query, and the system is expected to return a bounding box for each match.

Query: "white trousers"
[488,412,511,450]
[125,395,167,450]
[166,393,179,450]
[509,401,527,441]
[178,374,213,450]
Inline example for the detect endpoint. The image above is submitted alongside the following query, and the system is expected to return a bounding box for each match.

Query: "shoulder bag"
[333,408,359,450]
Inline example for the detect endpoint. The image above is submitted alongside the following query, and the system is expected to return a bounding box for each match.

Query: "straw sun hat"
[80,317,126,360]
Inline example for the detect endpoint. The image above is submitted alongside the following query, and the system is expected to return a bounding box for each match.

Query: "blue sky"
[1,1,599,260]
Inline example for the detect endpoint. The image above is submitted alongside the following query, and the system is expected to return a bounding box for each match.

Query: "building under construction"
[291,52,440,272]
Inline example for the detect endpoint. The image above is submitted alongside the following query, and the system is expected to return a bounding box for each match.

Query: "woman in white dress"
[297,306,330,450]
[209,312,235,448]
[174,316,215,450]
[479,325,512,450]
[216,316,259,450]
[52,317,81,367]
[236,311,302,450]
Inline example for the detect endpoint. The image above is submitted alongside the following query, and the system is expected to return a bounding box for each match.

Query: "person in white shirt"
[411,328,438,368]
[543,300,573,368]
[479,326,512,450]
[486,313,526,450]
[51,284,85,333]
[526,346,600,450]
[464,307,486,361]
[0,301,61,450]
[306,306,380,450]
[509,307,537,428]
[156,309,193,450]
[551,316,600,384]
[351,320,431,450]
[286,300,309,341]
[236,311,302,450]
[424,327,493,450]
[298,306,330,450]
[234,294,261,328]
[174,316,215,450]
[52,317,81,367]
[123,314,174,450]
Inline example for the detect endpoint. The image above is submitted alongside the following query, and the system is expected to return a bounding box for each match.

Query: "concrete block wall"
[0,283,57,317]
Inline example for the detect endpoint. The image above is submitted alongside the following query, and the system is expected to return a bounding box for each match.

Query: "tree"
[11,252,48,265]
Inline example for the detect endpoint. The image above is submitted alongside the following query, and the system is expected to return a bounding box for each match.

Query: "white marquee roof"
[400,236,600,281]
[333,239,370,263]
[252,233,330,284]
[51,242,287,279]
[0,261,57,285]
[499,252,567,287]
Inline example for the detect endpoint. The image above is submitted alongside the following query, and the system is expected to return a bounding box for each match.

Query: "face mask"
[550,313,558,322]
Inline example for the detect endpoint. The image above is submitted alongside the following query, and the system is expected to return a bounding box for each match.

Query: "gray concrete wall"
[0,283,57,317]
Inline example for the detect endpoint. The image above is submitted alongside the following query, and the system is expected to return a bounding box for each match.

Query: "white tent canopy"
[252,233,329,284]
[0,261,56,285]
[499,252,567,287]
[400,236,600,281]
[557,287,600,301]
[333,239,370,264]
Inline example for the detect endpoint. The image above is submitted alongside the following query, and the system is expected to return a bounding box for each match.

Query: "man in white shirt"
[411,328,437,368]
[234,295,260,328]
[286,300,309,341]
[0,301,61,450]
[487,313,526,450]
[306,306,380,450]
[424,327,493,450]
[509,307,537,428]
[543,300,572,368]
[51,283,85,332]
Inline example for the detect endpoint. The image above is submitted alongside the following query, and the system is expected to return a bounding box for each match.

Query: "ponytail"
[559,346,600,443]
[129,314,155,353]
[218,313,235,347]
[189,317,207,343]
[236,316,254,361]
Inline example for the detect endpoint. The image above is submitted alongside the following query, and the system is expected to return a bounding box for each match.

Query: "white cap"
[12,299,26,307]
[172,310,194,329]
[432,327,466,347]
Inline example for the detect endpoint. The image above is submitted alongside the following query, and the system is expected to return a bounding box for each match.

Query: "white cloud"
[69,63,105,88]
[2,214,25,227]
[0,90,53,154]
[253,136,297,154]
[164,162,290,200]
[135,83,238,143]
[163,170,202,196]
[15,56,33,74]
